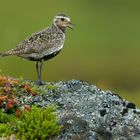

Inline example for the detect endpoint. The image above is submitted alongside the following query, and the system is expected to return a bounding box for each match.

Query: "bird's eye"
[61,18,65,21]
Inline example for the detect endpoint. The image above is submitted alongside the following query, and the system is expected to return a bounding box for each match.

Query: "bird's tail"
[0,52,2,57]
[0,52,9,57]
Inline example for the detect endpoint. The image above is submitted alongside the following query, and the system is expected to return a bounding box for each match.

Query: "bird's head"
[53,13,74,31]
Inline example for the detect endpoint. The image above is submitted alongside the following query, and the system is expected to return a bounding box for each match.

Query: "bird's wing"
[1,28,50,56]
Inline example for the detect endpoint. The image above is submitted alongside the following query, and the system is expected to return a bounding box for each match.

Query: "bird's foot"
[35,80,46,86]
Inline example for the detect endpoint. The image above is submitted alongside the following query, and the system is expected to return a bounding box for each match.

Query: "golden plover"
[0,13,74,85]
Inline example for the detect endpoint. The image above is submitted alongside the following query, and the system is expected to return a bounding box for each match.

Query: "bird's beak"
[68,22,75,29]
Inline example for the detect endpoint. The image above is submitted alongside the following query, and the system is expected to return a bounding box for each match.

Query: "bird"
[0,13,74,85]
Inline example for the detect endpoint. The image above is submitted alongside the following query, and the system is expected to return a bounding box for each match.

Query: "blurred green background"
[0,0,140,106]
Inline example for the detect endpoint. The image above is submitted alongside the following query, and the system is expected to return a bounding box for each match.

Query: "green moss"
[0,110,15,123]
[15,106,62,139]
[0,109,15,136]
[0,106,62,139]
[46,83,59,91]
[0,124,11,136]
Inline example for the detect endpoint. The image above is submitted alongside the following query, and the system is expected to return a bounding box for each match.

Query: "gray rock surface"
[31,80,140,140]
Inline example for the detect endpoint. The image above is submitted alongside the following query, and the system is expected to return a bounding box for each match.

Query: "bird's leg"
[36,61,40,81]
[39,60,43,83]
[36,61,42,85]
[35,60,45,85]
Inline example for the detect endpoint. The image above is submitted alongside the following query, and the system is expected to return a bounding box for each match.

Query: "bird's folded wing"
[0,29,50,56]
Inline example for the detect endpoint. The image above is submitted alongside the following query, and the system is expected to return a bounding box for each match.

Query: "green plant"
[0,106,62,139]
[0,109,15,137]
[15,106,62,140]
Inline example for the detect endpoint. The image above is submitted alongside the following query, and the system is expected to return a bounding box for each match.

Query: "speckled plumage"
[0,13,74,84]
[2,22,65,61]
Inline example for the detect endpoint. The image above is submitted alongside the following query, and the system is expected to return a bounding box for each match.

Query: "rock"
[30,80,140,140]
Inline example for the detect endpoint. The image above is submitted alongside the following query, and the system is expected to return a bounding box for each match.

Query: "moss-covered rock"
[0,76,140,140]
